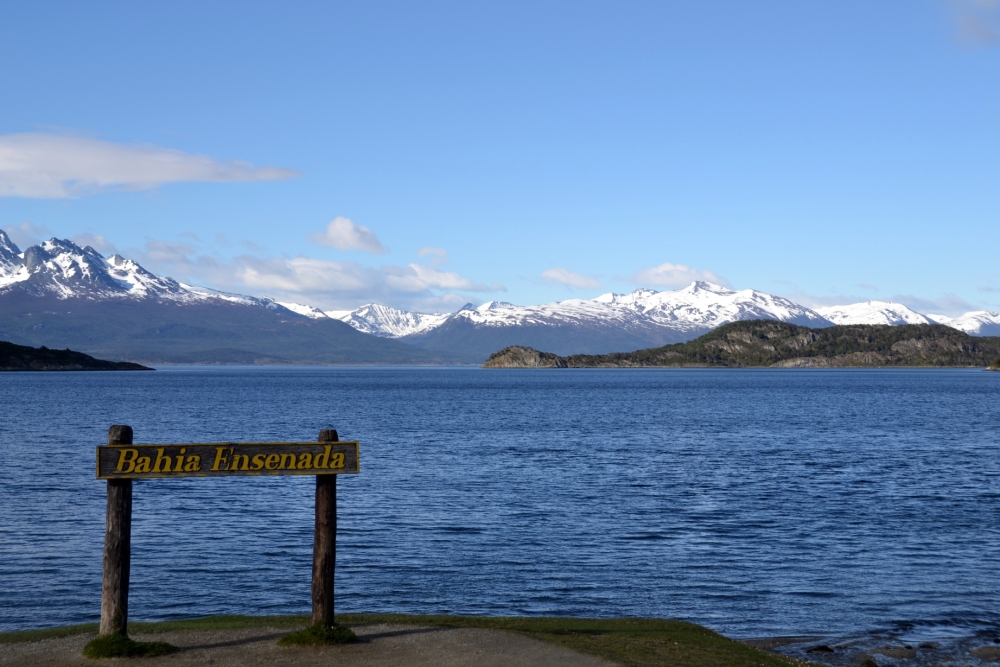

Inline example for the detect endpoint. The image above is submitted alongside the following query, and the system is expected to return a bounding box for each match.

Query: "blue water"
[2,367,999,649]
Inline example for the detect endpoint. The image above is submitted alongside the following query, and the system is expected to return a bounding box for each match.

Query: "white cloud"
[1,221,52,248]
[633,262,730,289]
[309,217,386,254]
[418,246,448,265]
[133,239,502,312]
[385,264,496,292]
[0,133,299,198]
[143,240,199,264]
[237,256,377,293]
[71,232,118,254]
[541,267,602,289]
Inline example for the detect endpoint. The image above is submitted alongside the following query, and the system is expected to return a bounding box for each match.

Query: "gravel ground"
[0,624,617,667]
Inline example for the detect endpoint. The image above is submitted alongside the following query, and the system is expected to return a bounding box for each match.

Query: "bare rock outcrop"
[483,346,568,368]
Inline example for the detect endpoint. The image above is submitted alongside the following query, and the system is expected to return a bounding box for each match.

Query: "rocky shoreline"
[0,341,152,371]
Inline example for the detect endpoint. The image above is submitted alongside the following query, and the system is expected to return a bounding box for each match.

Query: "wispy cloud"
[632,262,729,289]
[418,246,448,265]
[133,238,501,312]
[385,264,497,292]
[785,290,981,318]
[71,232,118,254]
[541,267,602,290]
[1,221,52,248]
[889,293,981,317]
[308,217,386,254]
[0,133,299,198]
[948,0,1000,46]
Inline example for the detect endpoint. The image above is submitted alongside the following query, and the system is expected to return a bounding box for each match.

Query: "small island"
[484,320,1000,369]
[0,341,153,371]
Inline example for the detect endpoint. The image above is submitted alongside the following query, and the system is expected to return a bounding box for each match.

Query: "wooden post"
[99,425,133,637]
[312,428,338,626]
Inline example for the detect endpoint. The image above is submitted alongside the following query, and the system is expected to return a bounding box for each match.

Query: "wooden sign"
[97,441,360,479]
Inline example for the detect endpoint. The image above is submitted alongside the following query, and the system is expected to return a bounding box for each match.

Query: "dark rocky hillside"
[0,293,471,365]
[0,341,152,371]
[484,321,1000,368]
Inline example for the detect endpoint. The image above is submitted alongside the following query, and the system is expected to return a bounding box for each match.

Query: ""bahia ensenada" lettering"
[97,442,360,479]
[114,445,345,474]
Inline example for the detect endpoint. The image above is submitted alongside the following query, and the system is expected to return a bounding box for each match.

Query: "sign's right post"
[311,428,338,626]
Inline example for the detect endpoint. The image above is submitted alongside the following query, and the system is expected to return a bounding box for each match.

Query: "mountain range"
[0,232,458,364]
[2,229,999,364]
[301,281,1000,358]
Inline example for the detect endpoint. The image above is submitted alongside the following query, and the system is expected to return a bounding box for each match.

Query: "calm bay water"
[2,367,999,648]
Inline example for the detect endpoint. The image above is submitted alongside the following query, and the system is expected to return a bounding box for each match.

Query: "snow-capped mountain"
[389,282,836,358]
[943,311,1000,336]
[274,301,451,337]
[0,230,453,364]
[306,282,834,357]
[1,236,188,299]
[3,228,999,363]
[313,282,1000,359]
[592,282,831,330]
[813,302,1000,336]
[326,303,451,338]
[433,282,828,332]
[277,301,330,319]
[815,301,933,326]
[0,230,283,310]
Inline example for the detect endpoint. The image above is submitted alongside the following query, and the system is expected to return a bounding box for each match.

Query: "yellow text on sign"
[96,442,360,479]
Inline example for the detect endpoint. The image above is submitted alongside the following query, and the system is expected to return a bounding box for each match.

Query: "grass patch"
[3,614,813,666]
[278,622,357,646]
[82,634,176,659]
[0,615,312,644]
[0,623,99,644]
[338,615,811,667]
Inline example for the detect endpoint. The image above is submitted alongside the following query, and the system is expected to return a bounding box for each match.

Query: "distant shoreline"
[483,321,1000,369]
[0,341,152,372]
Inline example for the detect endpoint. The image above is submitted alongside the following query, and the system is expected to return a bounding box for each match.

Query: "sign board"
[97,441,360,479]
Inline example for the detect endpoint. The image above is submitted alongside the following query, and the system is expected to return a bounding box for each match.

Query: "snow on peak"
[445,282,830,332]
[0,236,276,306]
[685,280,735,294]
[945,311,1000,336]
[813,301,1000,336]
[278,301,331,319]
[815,301,932,326]
[0,229,20,261]
[330,303,451,338]
[476,301,516,312]
[5,233,998,343]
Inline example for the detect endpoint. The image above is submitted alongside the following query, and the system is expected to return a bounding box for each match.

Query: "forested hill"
[483,321,1000,368]
[0,341,152,371]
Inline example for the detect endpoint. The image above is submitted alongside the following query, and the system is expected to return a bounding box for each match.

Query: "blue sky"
[1,1,998,315]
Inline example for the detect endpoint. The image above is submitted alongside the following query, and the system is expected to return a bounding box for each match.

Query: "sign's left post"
[99,425,133,637]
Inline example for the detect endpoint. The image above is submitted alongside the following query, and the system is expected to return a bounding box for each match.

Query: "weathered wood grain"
[100,425,133,637]
[312,429,338,626]
[97,441,360,479]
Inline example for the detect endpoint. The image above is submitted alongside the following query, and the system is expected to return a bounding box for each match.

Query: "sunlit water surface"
[2,367,998,662]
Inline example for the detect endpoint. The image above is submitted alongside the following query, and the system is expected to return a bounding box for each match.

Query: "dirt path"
[0,624,618,667]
